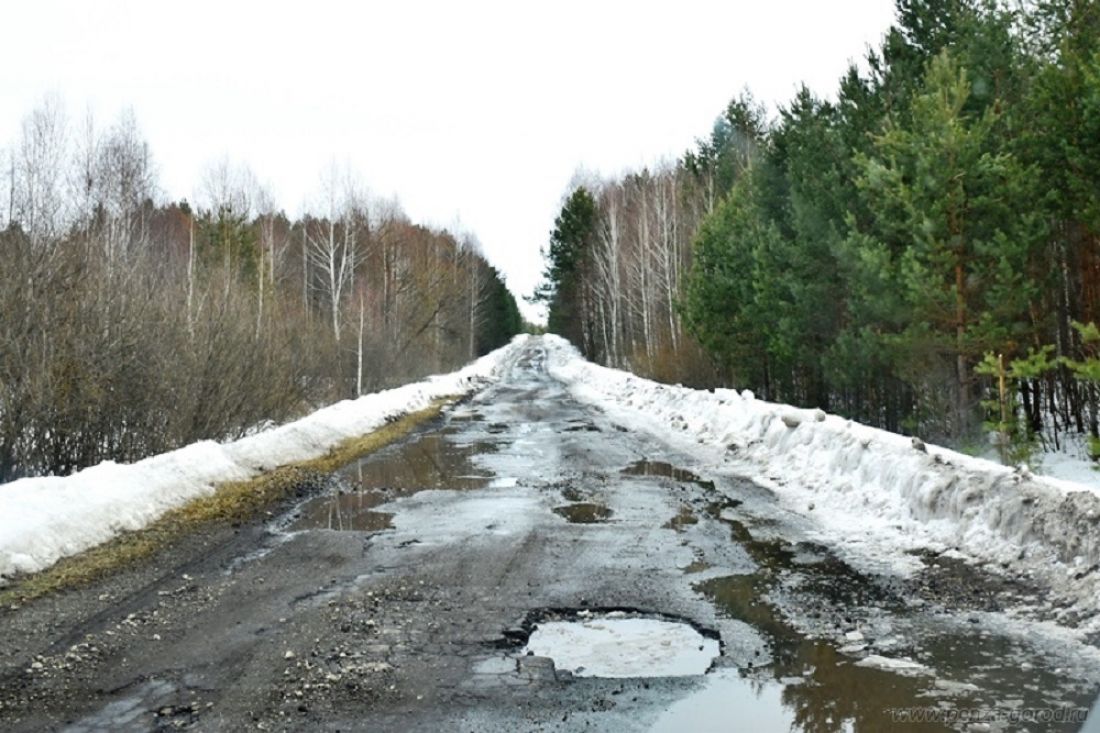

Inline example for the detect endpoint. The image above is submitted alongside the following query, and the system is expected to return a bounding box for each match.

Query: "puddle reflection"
[287,432,497,532]
[686,513,1095,732]
[623,460,716,490]
[554,503,613,524]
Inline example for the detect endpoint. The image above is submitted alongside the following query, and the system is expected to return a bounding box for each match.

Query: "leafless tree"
[306,163,366,343]
[0,99,519,481]
[11,96,69,247]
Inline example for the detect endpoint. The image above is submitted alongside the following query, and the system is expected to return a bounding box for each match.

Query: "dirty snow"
[522,616,720,678]
[542,335,1100,629]
[0,336,529,582]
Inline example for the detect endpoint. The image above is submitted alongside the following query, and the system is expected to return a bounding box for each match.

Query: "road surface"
[1,340,1097,731]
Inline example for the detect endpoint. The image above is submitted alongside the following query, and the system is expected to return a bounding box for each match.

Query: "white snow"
[975,429,1100,490]
[541,335,1100,628]
[0,336,529,583]
[1036,437,1100,488]
[522,617,720,678]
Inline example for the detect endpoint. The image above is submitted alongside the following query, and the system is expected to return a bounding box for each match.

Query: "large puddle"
[676,511,1097,732]
[286,432,496,532]
[522,615,719,678]
[695,574,956,732]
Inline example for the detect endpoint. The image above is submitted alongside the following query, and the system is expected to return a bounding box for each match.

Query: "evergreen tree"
[682,173,781,396]
[536,187,598,347]
[197,204,258,283]
[476,270,523,354]
[855,50,1044,438]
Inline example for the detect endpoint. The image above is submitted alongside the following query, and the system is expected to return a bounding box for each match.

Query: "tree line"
[0,99,522,482]
[537,0,1100,456]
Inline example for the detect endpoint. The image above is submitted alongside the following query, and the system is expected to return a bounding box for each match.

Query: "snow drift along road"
[543,335,1100,629]
[0,336,529,583]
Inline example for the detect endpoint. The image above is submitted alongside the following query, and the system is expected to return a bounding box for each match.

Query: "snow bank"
[542,335,1100,624]
[0,336,529,583]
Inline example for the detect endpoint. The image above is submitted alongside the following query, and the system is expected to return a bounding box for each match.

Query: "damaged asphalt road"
[1,341,1098,732]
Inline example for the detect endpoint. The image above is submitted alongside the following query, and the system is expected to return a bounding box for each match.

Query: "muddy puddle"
[287,432,497,532]
[553,502,613,524]
[682,514,1095,731]
[288,495,395,532]
[623,460,715,490]
[693,572,1090,732]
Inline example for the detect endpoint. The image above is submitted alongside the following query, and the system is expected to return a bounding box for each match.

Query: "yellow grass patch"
[0,398,456,607]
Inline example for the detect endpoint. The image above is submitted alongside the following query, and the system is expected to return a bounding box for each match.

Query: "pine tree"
[536,187,598,348]
[855,50,1044,438]
[682,173,781,396]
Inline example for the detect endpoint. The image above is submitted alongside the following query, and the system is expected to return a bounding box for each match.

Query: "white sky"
[0,0,896,322]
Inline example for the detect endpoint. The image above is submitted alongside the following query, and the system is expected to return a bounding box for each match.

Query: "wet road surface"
[1,340,1098,731]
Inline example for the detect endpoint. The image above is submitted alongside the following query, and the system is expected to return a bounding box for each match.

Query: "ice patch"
[522,617,719,678]
[854,654,931,675]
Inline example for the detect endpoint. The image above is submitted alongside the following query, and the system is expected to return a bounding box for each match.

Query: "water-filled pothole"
[693,574,1033,731]
[553,503,612,524]
[690,515,1092,732]
[622,460,715,490]
[289,495,394,532]
[522,614,719,678]
[287,432,496,531]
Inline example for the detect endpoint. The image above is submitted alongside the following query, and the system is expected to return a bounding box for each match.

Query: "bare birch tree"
[12,96,69,247]
[306,163,366,343]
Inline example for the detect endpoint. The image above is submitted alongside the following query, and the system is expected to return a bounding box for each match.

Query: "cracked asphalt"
[1,340,1098,732]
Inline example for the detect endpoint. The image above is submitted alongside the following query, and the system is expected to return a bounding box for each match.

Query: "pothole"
[553,503,612,524]
[288,493,394,532]
[285,431,496,532]
[522,613,719,678]
[622,460,715,490]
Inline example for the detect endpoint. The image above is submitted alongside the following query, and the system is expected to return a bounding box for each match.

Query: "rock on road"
[1,339,1097,732]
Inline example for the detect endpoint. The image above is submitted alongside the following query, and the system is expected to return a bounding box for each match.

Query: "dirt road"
[1,341,1097,731]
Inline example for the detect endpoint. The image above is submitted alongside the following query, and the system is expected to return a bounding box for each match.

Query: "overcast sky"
[1,0,896,321]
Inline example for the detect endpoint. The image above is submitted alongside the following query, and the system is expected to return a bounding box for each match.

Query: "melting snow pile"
[542,335,1100,628]
[523,616,720,678]
[0,336,529,582]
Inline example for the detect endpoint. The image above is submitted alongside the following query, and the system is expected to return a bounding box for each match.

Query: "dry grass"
[0,398,456,607]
